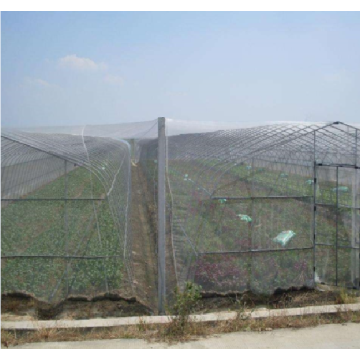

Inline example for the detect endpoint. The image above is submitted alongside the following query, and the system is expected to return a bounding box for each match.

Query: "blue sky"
[2,12,360,128]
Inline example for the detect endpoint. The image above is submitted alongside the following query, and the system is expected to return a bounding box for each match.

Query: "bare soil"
[194,288,341,314]
[1,294,152,321]
[130,164,158,311]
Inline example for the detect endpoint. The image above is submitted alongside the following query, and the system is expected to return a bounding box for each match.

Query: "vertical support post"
[64,160,69,296]
[352,129,359,288]
[351,168,359,288]
[336,167,339,286]
[313,131,317,285]
[249,157,255,290]
[157,117,166,314]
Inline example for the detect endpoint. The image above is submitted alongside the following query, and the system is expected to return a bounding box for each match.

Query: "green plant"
[165,282,202,336]
[137,317,147,332]
[1,166,126,304]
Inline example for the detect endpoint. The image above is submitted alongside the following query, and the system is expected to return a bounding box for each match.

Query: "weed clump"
[163,282,201,338]
[335,289,358,305]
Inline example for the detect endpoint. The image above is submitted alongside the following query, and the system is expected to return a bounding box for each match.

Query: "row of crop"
[166,158,355,292]
[1,166,125,303]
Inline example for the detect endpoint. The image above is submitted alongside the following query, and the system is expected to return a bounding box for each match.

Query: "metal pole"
[250,157,255,290]
[157,117,166,314]
[336,167,339,286]
[313,131,317,286]
[351,167,359,288]
[352,129,359,288]
[64,160,69,296]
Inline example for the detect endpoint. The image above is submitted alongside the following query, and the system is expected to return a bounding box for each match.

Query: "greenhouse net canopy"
[1,119,359,310]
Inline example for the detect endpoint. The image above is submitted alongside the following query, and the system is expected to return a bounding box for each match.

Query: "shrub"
[165,282,202,336]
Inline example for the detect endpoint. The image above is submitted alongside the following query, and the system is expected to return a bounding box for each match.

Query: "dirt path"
[131,165,157,311]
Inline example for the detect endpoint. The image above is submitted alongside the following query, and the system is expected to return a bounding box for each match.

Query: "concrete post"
[157,117,166,314]
[352,168,359,288]
[64,160,69,296]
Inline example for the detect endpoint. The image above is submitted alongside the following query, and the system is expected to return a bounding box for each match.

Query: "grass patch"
[335,289,359,305]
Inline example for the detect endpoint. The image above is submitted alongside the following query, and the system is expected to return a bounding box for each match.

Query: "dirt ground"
[1,295,151,321]
[3,286,358,322]
[130,164,158,311]
[194,287,349,314]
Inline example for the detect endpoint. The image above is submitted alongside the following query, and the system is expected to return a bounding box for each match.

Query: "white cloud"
[103,74,124,85]
[58,54,107,71]
[23,77,55,88]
